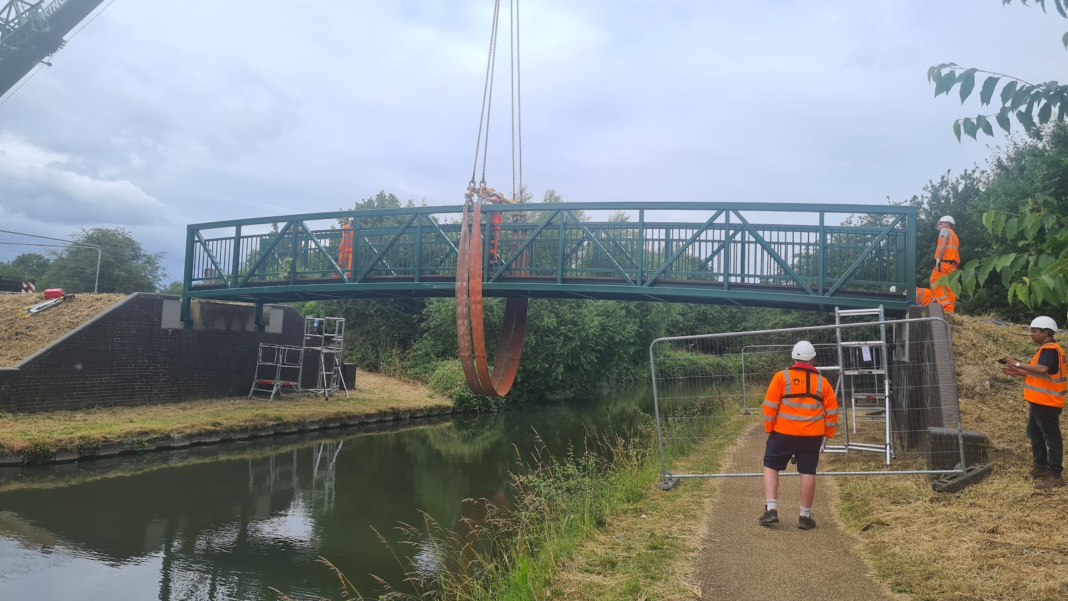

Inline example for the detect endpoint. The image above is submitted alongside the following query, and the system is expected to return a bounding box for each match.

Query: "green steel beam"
[238,222,293,288]
[356,214,416,282]
[188,202,917,231]
[194,230,230,290]
[566,210,635,286]
[490,209,560,282]
[185,202,918,316]
[730,210,817,296]
[296,221,349,283]
[825,215,904,296]
[641,210,723,288]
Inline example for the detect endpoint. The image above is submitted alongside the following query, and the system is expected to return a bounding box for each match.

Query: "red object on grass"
[43,288,65,300]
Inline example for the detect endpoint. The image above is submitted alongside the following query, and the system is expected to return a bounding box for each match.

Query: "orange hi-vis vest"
[937,228,960,266]
[1024,341,1067,408]
[763,364,838,438]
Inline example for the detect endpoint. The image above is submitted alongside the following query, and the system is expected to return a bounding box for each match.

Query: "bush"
[428,360,505,412]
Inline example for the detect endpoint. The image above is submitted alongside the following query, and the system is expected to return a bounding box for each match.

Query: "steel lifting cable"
[455,0,528,397]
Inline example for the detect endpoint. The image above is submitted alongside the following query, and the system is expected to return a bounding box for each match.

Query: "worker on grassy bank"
[913,216,959,313]
[1001,316,1067,489]
[759,341,838,530]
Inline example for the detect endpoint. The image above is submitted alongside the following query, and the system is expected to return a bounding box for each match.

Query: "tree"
[948,124,1068,316]
[929,1,1068,140]
[12,253,50,280]
[43,228,165,294]
[161,281,184,296]
[0,253,51,283]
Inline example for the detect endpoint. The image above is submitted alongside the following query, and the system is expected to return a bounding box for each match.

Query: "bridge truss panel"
[181,203,917,325]
[648,317,965,484]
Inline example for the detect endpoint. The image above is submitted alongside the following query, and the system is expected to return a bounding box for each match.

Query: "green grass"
[0,372,450,456]
[364,400,747,600]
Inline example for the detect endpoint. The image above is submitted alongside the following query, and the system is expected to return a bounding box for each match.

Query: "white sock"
[800,505,812,518]
[766,499,777,511]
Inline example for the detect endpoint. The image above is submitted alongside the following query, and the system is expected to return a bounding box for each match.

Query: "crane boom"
[0,0,104,98]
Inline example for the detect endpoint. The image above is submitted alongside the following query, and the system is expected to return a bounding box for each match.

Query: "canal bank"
[0,384,660,600]
[0,372,454,466]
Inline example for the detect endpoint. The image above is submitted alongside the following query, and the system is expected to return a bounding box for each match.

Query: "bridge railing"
[184,202,916,302]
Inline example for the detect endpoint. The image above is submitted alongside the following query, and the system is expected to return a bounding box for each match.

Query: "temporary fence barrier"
[649,316,964,488]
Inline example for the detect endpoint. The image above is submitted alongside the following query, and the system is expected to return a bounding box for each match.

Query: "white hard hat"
[938,215,955,225]
[1031,316,1058,332]
[791,340,817,361]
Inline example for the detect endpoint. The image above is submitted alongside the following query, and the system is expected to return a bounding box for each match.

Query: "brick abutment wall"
[0,294,304,413]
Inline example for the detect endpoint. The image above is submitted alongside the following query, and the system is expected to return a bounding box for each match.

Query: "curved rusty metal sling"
[456,201,528,396]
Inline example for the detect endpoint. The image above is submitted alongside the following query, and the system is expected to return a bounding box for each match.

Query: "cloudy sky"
[0,0,1064,281]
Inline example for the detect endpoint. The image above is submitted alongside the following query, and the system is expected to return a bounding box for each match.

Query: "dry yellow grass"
[838,313,1068,600]
[0,292,127,366]
[0,372,451,454]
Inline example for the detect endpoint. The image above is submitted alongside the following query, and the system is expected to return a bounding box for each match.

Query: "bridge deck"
[181,202,917,323]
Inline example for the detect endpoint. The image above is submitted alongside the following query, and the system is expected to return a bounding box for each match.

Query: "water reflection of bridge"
[181,203,917,326]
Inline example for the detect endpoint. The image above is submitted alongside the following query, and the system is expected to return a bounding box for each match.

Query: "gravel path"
[693,431,900,600]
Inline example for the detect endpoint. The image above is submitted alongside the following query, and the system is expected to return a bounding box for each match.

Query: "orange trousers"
[916,262,957,313]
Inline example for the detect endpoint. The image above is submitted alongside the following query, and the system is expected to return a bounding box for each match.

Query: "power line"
[0,229,101,293]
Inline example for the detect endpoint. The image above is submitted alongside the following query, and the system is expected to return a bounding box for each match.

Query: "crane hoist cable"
[456,0,527,397]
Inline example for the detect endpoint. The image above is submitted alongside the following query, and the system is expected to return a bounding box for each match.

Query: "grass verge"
[836,314,1068,600]
[0,372,450,456]
[364,401,746,600]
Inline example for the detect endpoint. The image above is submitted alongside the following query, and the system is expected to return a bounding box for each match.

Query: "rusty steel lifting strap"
[456,201,528,396]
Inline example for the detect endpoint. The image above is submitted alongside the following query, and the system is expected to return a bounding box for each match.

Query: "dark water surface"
[0,387,654,600]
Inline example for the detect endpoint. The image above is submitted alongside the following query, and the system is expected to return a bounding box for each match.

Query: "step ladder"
[824,306,893,465]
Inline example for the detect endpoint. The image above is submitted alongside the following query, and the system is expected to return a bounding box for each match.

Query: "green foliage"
[42,228,164,293]
[160,281,184,296]
[929,1,1068,139]
[427,360,504,412]
[0,253,51,282]
[0,261,25,281]
[956,199,1068,315]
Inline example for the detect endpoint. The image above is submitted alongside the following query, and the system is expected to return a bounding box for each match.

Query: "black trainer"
[758,508,779,526]
[798,515,817,530]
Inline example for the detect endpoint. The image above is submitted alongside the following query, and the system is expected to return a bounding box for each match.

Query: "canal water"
[0,386,656,600]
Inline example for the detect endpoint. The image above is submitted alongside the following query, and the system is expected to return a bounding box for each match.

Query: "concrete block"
[54,448,79,463]
[921,427,989,470]
[95,442,125,457]
[0,448,23,466]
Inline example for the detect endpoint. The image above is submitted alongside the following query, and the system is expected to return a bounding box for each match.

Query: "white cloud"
[0,135,165,225]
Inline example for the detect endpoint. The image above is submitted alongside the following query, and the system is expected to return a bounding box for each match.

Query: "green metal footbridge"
[180,202,916,328]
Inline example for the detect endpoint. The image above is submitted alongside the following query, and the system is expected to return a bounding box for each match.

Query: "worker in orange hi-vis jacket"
[1001,316,1067,490]
[478,187,516,266]
[913,216,960,313]
[759,340,838,531]
[334,221,354,278]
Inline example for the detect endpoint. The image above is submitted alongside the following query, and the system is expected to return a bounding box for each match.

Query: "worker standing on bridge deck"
[479,187,515,266]
[913,216,959,313]
[334,221,354,278]
[1001,316,1067,489]
[759,341,838,530]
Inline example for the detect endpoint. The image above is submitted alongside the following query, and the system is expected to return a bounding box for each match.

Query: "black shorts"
[763,431,825,475]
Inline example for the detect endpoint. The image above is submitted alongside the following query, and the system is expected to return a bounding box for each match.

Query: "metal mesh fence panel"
[649,316,964,482]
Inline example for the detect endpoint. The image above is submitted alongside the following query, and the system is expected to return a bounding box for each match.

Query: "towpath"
[693,430,901,600]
